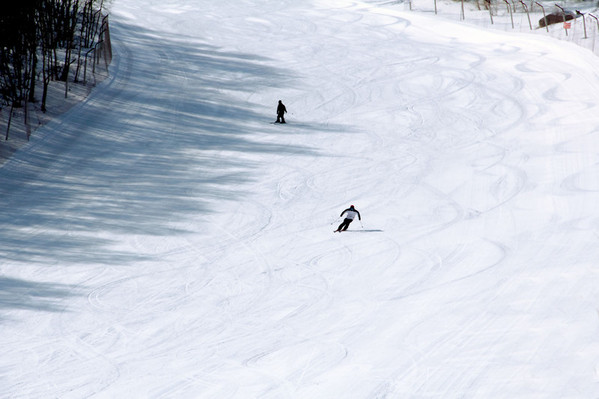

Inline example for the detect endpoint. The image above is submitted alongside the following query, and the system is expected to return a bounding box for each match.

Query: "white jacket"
[341,209,360,220]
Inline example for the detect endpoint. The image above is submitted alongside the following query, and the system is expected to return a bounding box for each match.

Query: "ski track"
[2,0,599,397]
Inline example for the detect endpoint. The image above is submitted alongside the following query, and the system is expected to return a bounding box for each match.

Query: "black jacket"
[277,103,287,115]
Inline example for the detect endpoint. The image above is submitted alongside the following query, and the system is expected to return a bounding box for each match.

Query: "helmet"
[350,205,355,209]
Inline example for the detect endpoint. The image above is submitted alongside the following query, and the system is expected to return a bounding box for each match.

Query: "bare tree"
[1,0,108,139]
[0,2,38,139]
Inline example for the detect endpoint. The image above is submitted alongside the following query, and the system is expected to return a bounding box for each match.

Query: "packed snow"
[2,0,599,397]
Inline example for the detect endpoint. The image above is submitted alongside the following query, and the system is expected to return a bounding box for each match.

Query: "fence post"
[101,15,112,67]
[504,0,514,28]
[576,10,587,39]
[536,2,549,32]
[520,1,533,30]
[554,4,568,36]
[589,13,599,52]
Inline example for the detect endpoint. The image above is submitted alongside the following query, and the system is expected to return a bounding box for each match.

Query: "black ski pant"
[337,218,353,231]
[276,112,286,123]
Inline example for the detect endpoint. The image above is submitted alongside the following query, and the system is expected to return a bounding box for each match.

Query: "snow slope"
[2,0,599,397]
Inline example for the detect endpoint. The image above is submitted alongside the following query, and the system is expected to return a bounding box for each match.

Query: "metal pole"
[589,14,599,52]
[536,2,549,32]
[520,1,533,30]
[577,11,587,39]
[504,0,514,28]
[555,4,568,36]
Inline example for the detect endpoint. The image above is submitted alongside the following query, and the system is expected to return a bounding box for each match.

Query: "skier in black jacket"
[276,100,287,123]
[335,205,361,232]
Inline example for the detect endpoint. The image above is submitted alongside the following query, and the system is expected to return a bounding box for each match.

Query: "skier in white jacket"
[335,205,361,232]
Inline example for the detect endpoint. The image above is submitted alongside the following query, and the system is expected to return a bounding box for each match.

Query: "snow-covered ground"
[2,0,599,397]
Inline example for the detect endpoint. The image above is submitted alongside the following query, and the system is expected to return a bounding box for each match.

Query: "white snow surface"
[2,0,599,397]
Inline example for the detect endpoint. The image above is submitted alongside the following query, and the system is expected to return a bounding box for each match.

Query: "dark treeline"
[0,0,108,139]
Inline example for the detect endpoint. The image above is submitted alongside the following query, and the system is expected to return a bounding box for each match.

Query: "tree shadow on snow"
[0,277,78,319]
[0,19,353,311]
